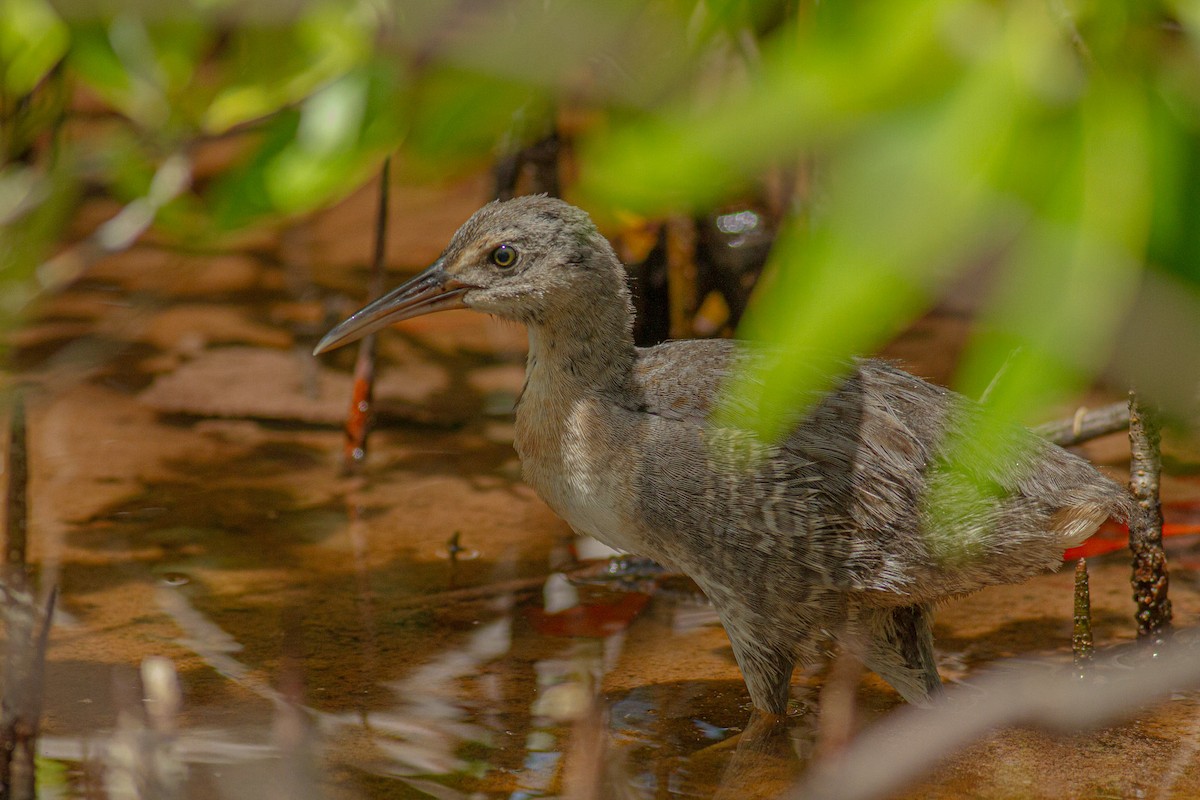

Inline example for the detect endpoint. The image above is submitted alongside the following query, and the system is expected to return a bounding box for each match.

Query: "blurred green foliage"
[1,0,1197,445]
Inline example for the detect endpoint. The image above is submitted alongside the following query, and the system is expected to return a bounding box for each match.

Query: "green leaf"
[206,110,302,230]
[206,64,404,229]
[202,1,375,133]
[407,67,550,166]
[0,157,78,326]
[65,22,131,103]
[578,0,956,214]
[0,0,68,95]
[1146,94,1200,286]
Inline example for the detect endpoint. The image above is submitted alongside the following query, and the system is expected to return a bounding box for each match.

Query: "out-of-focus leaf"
[713,8,1021,439]
[1146,95,1200,286]
[578,0,957,213]
[61,15,207,130]
[407,66,550,166]
[202,1,376,133]
[65,22,131,101]
[67,17,205,131]
[924,71,1152,554]
[0,0,68,95]
[206,110,302,230]
[35,757,70,791]
[92,125,159,201]
[207,64,403,229]
[957,75,1150,407]
[468,0,690,101]
[264,70,373,210]
[649,0,1164,465]
[0,156,78,324]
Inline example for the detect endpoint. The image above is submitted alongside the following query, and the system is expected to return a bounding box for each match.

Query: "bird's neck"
[523,301,637,398]
[520,267,638,398]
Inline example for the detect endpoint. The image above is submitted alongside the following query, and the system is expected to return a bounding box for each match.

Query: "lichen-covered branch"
[1073,558,1093,671]
[1128,391,1171,639]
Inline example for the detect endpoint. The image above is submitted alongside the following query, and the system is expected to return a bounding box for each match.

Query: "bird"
[315,195,1132,715]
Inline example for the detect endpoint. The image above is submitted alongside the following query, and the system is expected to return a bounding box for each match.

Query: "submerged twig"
[341,156,391,474]
[105,657,185,800]
[1,588,56,800]
[445,531,463,588]
[271,616,323,800]
[1034,401,1130,447]
[1128,391,1172,639]
[1073,558,1094,671]
[1,394,29,798]
[1,396,53,800]
[561,702,610,800]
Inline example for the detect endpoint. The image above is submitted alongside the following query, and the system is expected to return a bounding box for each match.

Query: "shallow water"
[9,175,1200,799]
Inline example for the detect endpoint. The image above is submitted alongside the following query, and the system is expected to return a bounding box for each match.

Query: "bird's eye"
[490,244,518,269]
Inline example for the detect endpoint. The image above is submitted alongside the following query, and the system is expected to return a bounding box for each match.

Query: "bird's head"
[314,195,628,355]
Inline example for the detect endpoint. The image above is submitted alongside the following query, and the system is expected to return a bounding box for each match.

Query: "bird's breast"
[514,394,644,553]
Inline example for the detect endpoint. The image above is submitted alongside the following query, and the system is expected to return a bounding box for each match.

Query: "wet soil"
[7,171,1200,799]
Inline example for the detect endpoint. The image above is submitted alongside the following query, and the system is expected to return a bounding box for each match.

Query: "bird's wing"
[625,343,1128,601]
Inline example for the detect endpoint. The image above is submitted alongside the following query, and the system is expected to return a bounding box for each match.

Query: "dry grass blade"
[789,632,1200,800]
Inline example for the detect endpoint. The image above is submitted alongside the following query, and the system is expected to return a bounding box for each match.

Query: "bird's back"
[621,339,1129,605]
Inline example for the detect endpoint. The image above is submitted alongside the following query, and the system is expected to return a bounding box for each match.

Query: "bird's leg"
[852,603,943,705]
[712,709,797,800]
[723,627,799,715]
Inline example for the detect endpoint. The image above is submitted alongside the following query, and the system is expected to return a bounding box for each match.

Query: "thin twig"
[391,561,616,611]
[4,393,27,570]
[1033,401,1129,447]
[1,393,32,799]
[341,156,391,473]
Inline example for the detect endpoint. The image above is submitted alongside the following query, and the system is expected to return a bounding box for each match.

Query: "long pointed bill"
[313,261,473,355]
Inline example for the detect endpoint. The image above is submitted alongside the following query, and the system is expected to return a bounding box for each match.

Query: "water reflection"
[112,541,770,799]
